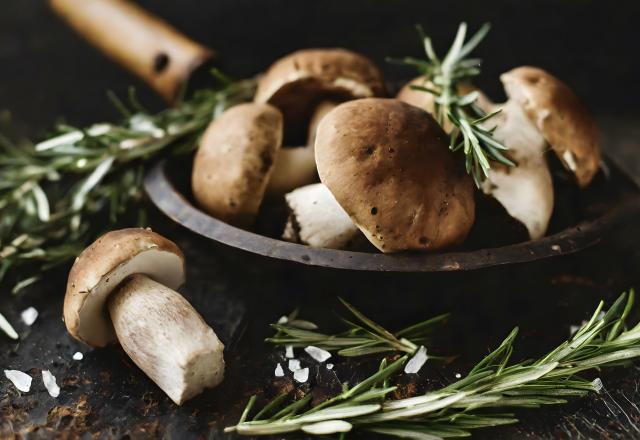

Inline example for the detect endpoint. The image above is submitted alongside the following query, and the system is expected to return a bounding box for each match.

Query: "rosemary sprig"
[0,72,255,294]
[391,22,515,187]
[227,290,640,438]
[267,298,449,356]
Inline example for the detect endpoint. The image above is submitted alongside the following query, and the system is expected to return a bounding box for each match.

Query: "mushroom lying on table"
[315,98,475,252]
[256,48,387,194]
[63,228,224,405]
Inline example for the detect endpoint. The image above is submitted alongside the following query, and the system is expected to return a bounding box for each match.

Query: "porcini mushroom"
[315,98,475,252]
[64,228,224,405]
[192,103,283,227]
[282,183,360,249]
[480,100,554,239]
[266,101,339,194]
[500,66,600,187]
[479,66,600,239]
[255,48,386,139]
[256,49,385,194]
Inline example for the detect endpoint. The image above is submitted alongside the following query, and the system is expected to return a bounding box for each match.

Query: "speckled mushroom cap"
[192,103,283,226]
[254,48,386,138]
[64,228,185,347]
[500,66,601,187]
[315,98,475,252]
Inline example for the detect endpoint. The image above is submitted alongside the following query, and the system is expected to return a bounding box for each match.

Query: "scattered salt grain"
[551,244,561,252]
[455,373,462,379]
[304,346,332,363]
[277,315,288,324]
[274,363,284,377]
[72,352,84,361]
[288,359,301,372]
[0,312,18,340]
[42,370,60,398]
[326,363,334,370]
[21,307,38,326]
[592,377,604,393]
[284,345,293,359]
[285,345,294,359]
[4,369,32,392]
[293,367,309,383]
[404,346,428,374]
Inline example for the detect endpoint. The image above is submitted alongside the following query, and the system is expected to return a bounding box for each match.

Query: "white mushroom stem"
[283,183,360,249]
[481,100,554,240]
[108,274,224,405]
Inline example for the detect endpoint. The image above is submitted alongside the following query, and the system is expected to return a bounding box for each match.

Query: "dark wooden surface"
[2,1,640,438]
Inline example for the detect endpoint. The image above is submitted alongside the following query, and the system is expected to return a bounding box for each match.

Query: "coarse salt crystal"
[72,352,83,361]
[304,346,332,363]
[404,346,428,374]
[21,307,38,326]
[455,373,462,379]
[42,370,60,398]
[288,359,301,372]
[277,315,288,324]
[293,367,309,383]
[285,345,294,359]
[326,363,334,370]
[274,363,284,377]
[4,369,32,392]
[592,377,604,393]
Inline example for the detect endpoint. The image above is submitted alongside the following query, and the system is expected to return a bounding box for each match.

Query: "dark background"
[2,1,640,439]
[1,0,639,140]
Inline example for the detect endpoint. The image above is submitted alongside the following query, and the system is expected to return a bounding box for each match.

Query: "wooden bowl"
[144,155,640,272]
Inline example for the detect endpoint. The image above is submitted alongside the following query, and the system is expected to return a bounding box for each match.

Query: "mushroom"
[255,49,385,194]
[192,103,283,227]
[480,99,554,239]
[500,66,600,187]
[266,100,339,194]
[315,98,475,252]
[64,228,224,405]
[478,66,600,239]
[255,48,386,139]
[282,183,360,249]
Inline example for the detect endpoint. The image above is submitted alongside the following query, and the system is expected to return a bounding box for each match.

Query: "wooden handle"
[50,0,214,102]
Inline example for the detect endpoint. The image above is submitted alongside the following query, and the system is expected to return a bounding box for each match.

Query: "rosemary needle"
[390,22,515,187]
[267,298,449,357]
[228,290,640,438]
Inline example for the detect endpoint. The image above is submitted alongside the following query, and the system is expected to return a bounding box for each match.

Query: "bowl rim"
[144,158,640,272]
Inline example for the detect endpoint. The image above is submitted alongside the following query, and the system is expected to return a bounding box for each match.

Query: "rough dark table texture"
[2,1,640,439]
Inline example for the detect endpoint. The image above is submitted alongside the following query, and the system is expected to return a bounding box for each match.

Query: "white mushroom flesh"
[266,101,338,195]
[75,249,184,347]
[108,274,224,405]
[283,183,359,249]
[481,100,554,240]
[266,145,317,194]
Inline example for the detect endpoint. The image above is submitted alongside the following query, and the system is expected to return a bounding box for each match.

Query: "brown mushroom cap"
[500,66,600,187]
[254,49,386,141]
[192,103,283,226]
[315,98,475,252]
[64,228,185,347]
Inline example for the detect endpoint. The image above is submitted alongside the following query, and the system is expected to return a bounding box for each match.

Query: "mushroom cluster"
[63,228,225,404]
[191,48,600,252]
